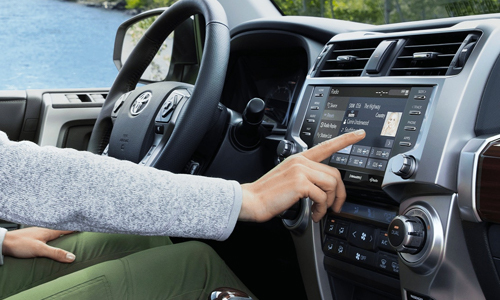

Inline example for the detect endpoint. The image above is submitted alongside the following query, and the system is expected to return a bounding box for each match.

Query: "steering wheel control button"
[155,125,164,134]
[157,92,184,123]
[391,154,417,179]
[348,223,375,250]
[112,92,131,117]
[130,91,152,116]
[388,215,426,254]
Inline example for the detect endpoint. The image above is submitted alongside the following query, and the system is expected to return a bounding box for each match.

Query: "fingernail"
[353,129,365,135]
[66,253,76,261]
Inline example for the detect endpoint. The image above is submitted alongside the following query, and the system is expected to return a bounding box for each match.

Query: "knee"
[179,241,225,267]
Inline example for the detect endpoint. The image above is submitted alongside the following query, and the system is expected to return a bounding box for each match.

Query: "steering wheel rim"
[88,0,230,173]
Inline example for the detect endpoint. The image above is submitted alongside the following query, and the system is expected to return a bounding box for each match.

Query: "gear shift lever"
[232,98,265,150]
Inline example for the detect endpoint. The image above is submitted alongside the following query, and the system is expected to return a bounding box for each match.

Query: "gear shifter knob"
[209,287,253,300]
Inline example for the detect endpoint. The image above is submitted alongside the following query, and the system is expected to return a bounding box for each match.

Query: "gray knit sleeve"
[0,227,6,265]
[0,131,241,241]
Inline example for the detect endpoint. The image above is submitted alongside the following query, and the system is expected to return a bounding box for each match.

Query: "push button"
[323,237,337,257]
[378,231,394,252]
[347,246,376,266]
[334,240,349,257]
[377,253,399,274]
[325,219,337,236]
[348,223,376,250]
[333,221,349,239]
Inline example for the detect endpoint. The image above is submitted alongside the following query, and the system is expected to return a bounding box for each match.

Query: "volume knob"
[391,154,417,179]
[388,215,426,254]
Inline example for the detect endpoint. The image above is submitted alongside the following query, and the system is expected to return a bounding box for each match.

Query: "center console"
[284,85,435,299]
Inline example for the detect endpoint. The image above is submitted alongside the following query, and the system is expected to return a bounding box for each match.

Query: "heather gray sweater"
[0,131,241,264]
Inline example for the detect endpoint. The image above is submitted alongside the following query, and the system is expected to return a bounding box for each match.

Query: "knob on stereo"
[277,140,295,158]
[391,154,417,179]
[388,215,426,254]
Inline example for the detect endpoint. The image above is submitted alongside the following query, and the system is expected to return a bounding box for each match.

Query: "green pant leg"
[6,241,256,300]
[0,232,172,299]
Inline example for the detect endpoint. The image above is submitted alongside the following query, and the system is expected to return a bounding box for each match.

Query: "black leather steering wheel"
[87,0,230,173]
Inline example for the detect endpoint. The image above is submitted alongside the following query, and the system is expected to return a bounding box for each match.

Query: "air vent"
[390,31,480,76]
[315,39,382,77]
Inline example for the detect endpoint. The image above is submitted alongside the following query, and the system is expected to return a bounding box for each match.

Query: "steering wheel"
[87,0,230,173]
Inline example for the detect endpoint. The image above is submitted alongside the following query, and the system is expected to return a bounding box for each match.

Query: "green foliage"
[273,0,500,24]
[125,0,179,10]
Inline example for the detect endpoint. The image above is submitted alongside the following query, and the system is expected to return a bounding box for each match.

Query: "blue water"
[0,0,130,90]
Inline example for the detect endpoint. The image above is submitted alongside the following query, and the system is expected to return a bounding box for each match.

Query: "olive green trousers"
[1,232,253,300]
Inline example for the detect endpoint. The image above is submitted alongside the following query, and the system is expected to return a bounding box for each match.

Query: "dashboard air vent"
[390,32,480,76]
[316,39,382,77]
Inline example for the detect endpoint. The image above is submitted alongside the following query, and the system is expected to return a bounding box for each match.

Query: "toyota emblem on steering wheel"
[130,92,152,116]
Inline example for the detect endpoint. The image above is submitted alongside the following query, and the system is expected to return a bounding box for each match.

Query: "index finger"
[302,129,366,162]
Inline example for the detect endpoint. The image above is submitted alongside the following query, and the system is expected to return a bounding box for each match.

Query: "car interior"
[3,0,500,299]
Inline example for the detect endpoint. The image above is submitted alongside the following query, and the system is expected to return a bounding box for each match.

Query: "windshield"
[272,0,500,24]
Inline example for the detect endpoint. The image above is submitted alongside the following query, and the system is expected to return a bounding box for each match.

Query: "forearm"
[0,132,240,241]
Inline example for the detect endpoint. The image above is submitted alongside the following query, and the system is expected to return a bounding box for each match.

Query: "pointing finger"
[302,129,366,162]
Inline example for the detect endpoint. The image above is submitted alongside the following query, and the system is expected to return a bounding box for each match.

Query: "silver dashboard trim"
[458,134,500,222]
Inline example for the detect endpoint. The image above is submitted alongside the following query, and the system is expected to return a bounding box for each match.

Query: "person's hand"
[2,227,76,263]
[239,129,366,223]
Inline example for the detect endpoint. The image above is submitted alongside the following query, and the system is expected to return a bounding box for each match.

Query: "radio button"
[366,158,387,171]
[330,154,349,165]
[369,147,391,159]
[351,145,371,157]
[344,171,368,183]
[347,156,367,168]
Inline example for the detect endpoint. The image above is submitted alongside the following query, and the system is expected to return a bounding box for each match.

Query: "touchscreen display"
[314,87,409,174]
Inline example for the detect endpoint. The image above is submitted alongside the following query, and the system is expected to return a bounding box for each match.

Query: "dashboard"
[221,13,500,300]
[6,7,500,300]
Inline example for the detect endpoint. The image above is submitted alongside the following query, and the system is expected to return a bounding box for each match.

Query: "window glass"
[272,0,500,24]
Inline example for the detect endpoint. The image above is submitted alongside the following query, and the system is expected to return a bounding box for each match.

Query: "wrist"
[239,183,259,222]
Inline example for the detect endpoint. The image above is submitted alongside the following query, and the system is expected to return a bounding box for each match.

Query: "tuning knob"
[277,140,295,158]
[391,154,417,179]
[388,215,426,254]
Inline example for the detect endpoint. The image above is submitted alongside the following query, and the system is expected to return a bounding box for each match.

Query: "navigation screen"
[313,87,409,174]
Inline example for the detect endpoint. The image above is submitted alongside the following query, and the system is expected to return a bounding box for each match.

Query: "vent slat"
[389,31,478,76]
[326,58,369,63]
[321,69,365,73]
[405,42,463,48]
[315,39,382,77]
